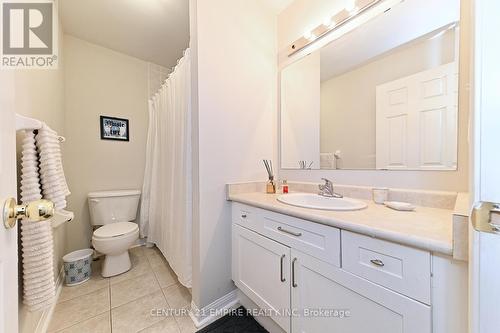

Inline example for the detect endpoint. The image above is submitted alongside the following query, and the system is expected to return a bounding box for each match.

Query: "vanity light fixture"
[303,30,316,41]
[349,6,360,14]
[288,0,395,56]
[323,17,336,29]
[345,0,358,12]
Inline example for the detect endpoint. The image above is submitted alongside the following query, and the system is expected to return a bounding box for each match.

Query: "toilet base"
[101,251,132,277]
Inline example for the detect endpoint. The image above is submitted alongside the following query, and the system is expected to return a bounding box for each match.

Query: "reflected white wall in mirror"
[280,52,321,169]
[280,0,460,171]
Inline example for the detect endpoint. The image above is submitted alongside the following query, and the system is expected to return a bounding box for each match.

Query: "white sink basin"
[277,193,367,211]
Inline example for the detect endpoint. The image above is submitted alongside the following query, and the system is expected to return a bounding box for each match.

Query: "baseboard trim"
[189,289,240,329]
[35,267,64,333]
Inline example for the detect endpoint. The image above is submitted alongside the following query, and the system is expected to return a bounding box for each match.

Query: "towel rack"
[15,113,66,142]
[16,113,42,131]
[51,209,74,229]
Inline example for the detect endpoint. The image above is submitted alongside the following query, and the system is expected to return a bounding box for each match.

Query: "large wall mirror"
[280,0,461,170]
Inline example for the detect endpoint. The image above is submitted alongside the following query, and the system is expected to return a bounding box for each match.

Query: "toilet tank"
[88,190,141,226]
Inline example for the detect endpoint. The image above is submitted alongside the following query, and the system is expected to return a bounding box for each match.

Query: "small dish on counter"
[384,201,416,211]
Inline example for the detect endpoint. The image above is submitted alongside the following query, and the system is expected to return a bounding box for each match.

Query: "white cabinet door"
[376,62,458,170]
[232,225,291,332]
[291,249,431,333]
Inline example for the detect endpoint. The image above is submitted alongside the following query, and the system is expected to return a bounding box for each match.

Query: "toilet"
[88,190,141,277]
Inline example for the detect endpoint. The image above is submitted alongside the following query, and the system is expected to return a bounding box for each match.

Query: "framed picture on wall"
[100,116,129,141]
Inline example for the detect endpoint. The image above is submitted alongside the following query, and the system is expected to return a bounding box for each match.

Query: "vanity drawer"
[232,203,259,230]
[232,203,341,266]
[341,230,431,304]
[261,211,340,267]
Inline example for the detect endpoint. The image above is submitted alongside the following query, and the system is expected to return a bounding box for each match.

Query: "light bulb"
[303,31,316,41]
[323,17,336,29]
[345,0,357,11]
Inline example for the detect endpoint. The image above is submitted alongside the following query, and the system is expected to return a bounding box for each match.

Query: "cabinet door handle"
[370,259,385,267]
[277,226,302,237]
[241,214,247,218]
[292,258,298,288]
[280,254,286,282]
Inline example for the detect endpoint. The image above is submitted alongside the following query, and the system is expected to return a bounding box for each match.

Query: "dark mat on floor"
[196,307,269,333]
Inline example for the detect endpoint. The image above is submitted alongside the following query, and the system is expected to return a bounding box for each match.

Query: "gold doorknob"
[3,198,55,229]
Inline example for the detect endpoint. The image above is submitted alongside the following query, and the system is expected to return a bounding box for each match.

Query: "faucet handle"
[321,178,333,185]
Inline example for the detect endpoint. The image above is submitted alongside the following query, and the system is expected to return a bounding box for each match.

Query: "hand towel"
[19,130,56,312]
[36,124,70,208]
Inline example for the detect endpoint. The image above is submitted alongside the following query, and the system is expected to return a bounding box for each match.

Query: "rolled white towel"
[24,258,53,271]
[21,236,54,249]
[23,265,54,278]
[20,225,49,234]
[21,151,38,159]
[20,190,42,199]
[24,291,55,306]
[24,294,55,307]
[24,283,54,296]
[21,220,47,230]
[19,129,60,312]
[24,290,55,305]
[22,252,53,265]
[21,222,50,231]
[36,123,70,207]
[24,282,54,297]
[20,223,50,234]
[23,279,53,293]
[20,172,39,180]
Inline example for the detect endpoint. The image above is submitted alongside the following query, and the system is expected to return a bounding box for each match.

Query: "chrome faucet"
[318,178,343,198]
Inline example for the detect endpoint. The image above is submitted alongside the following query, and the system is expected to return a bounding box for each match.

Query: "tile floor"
[48,246,197,333]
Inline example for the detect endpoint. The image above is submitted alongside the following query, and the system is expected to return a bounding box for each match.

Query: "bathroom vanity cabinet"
[231,202,466,333]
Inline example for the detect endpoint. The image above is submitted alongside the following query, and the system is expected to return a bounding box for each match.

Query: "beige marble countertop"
[228,191,454,255]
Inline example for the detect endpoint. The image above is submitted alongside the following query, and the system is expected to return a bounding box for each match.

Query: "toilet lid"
[94,222,138,238]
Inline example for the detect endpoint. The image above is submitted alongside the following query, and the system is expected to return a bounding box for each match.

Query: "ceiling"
[60,0,190,68]
[265,0,295,13]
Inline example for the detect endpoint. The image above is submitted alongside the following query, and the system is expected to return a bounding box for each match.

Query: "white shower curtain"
[140,49,192,288]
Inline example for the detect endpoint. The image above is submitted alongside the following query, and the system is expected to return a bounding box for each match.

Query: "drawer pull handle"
[280,254,286,282]
[370,259,385,267]
[241,214,247,218]
[292,258,298,288]
[277,226,302,237]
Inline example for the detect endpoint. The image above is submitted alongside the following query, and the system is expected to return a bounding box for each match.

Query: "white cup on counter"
[372,187,389,204]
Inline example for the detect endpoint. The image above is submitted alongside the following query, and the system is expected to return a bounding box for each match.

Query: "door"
[470,1,500,332]
[376,62,458,170]
[232,225,291,332]
[0,71,19,333]
[475,1,500,204]
[290,249,431,333]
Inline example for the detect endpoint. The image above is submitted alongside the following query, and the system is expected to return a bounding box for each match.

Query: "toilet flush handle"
[89,199,100,204]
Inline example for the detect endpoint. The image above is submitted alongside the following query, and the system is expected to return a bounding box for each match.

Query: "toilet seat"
[93,222,138,239]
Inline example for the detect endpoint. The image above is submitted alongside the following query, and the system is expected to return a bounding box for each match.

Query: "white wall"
[63,35,149,251]
[190,0,278,308]
[281,51,320,169]
[148,63,170,97]
[278,0,471,191]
